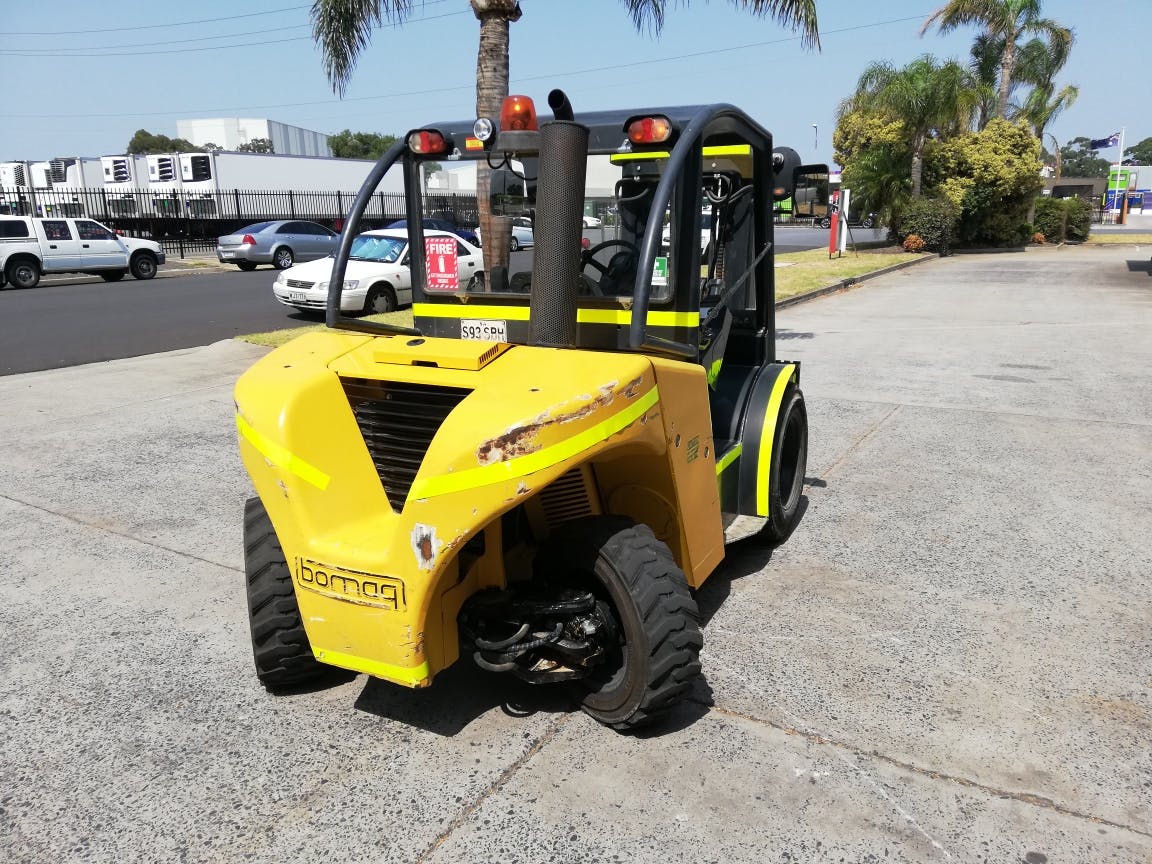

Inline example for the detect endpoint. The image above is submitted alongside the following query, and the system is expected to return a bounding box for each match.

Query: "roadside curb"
[775,253,939,310]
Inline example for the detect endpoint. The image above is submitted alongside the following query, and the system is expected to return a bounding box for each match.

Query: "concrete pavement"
[0,244,1149,863]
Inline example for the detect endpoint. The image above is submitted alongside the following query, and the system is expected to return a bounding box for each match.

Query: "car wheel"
[818,217,831,229]
[363,283,397,314]
[100,271,127,282]
[244,497,326,689]
[273,247,294,270]
[536,516,703,731]
[862,217,874,229]
[510,236,520,252]
[130,252,157,280]
[5,258,40,289]
[237,261,258,272]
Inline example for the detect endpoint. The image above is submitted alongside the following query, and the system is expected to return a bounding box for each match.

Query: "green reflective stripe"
[414,303,530,320]
[414,304,697,329]
[707,358,723,387]
[609,144,750,164]
[715,443,742,476]
[409,387,660,501]
[754,365,797,516]
[236,414,330,491]
[313,648,429,687]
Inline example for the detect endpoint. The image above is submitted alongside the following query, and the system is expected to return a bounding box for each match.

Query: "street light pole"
[812,123,818,153]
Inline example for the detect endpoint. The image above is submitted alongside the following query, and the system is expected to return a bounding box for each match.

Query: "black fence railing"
[0,186,481,257]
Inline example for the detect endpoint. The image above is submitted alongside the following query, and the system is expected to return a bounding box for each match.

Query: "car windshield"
[239,221,275,234]
[350,235,405,263]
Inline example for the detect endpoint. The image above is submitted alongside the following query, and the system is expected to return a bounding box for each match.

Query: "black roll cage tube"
[325,104,775,352]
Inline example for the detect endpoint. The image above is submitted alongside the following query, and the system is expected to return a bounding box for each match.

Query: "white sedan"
[273,229,483,314]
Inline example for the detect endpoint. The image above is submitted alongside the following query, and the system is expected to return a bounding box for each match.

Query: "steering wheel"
[580,239,641,296]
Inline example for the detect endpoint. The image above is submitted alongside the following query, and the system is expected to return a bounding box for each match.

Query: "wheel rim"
[778,407,806,513]
[16,265,35,284]
[367,289,395,313]
[510,238,519,251]
[276,250,292,268]
[137,258,155,277]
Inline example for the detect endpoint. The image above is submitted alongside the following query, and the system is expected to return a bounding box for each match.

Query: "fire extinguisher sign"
[425,236,459,291]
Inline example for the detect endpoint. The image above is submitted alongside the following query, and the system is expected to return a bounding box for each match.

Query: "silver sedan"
[216,220,338,271]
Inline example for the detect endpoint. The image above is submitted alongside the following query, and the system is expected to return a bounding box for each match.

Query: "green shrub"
[897,197,958,252]
[1033,197,1093,243]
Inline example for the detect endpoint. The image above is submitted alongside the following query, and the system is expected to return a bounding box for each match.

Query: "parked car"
[216,220,337,271]
[582,215,602,228]
[0,214,164,288]
[661,212,712,255]
[272,229,483,315]
[477,218,535,251]
[385,218,479,247]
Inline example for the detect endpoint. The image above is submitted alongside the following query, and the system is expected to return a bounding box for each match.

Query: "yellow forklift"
[236,90,813,729]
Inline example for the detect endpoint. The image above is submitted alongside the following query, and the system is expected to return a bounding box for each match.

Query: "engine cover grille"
[342,378,470,511]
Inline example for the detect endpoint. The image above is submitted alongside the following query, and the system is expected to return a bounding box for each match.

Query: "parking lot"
[0,244,1149,862]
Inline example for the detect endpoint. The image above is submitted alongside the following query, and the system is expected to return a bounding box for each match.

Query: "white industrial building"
[176,118,332,157]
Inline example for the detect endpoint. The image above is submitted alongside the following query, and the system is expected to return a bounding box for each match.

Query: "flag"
[1089,133,1120,150]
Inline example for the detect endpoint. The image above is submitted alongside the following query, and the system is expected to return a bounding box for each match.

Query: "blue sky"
[1,0,1147,166]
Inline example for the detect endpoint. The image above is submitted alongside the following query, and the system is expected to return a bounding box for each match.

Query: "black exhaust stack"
[528,89,587,348]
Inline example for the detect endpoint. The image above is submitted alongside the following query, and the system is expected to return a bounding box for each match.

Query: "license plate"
[289,291,305,302]
[220,251,233,258]
[460,318,507,342]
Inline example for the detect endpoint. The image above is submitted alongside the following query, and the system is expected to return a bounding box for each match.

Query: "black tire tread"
[243,497,324,688]
[549,517,702,730]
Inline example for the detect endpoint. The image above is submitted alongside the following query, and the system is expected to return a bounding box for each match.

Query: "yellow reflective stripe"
[415,303,696,329]
[715,442,742,476]
[409,387,660,502]
[236,414,330,491]
[755,364,796,516]
[414,303,531,320]
[314,648,429,687]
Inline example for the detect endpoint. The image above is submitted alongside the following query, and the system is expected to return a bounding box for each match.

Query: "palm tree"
[921,0,1072,121]
[840,55,977,197]
[1010,33,1076,142]
[311,1,820,277]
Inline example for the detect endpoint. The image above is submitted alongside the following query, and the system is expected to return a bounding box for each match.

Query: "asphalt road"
[0,267,302,376]
[1,244,1148,862]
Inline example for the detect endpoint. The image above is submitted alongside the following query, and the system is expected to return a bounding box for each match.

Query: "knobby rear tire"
[537,516,703,731]
[243,497,325,689]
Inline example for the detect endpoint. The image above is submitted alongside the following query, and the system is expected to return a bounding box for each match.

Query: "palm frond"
[312,0,415,96]
[623,0,820,49]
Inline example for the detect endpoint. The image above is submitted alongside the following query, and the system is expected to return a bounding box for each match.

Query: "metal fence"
[0,186,481,258]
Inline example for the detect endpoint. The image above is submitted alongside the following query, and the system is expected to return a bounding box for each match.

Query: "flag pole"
[1114,127,1127,223]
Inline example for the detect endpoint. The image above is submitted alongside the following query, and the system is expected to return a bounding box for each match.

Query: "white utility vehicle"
[0,215,165,288]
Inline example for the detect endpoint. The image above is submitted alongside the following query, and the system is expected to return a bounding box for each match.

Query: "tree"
[921,0,1072,120]
[839,55,977,197]
[1011,32,1076,142]
[310,0,820,277]
[238,138,275,153]
[924,118,1044,246]
[126,129,202,154]
[329,129,398,160]
[202,142,225,152]
[1059,137,1110,178]
[1124,136,1152,165]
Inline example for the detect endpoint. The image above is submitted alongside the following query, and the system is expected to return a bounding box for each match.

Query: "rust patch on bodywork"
[410,523,442,571]
[476,381,630,465]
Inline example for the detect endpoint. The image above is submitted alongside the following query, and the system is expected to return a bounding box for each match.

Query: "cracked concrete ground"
[0,244,1149,862]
